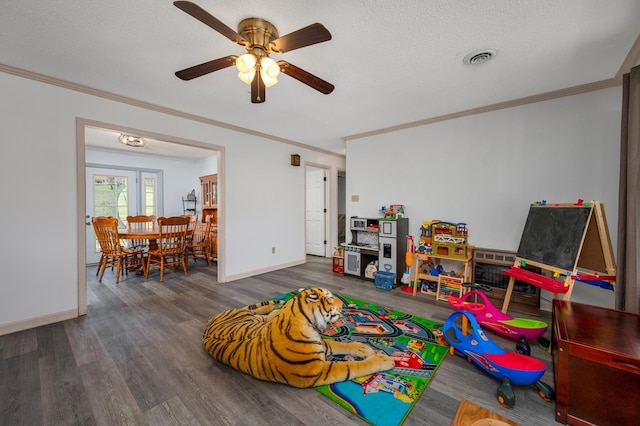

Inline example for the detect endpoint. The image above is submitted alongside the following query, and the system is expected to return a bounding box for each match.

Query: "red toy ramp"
[503,267,569,294]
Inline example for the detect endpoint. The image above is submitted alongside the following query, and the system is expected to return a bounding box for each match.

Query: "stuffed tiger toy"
[202,287,395,388]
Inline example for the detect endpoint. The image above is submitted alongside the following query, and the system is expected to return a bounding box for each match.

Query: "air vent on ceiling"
[463,48,498,65]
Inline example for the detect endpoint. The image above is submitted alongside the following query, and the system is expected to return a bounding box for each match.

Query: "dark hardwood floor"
[0,256,557,425]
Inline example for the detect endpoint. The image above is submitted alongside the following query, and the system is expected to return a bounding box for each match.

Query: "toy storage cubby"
[332,256,344,274]
[412,250,474,298]
[332,247,344,274]
[413,219,473,300]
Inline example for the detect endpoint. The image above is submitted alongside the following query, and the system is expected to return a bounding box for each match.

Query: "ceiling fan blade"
[277,61,334,94]
[173,1,246,46]
[175,55,237,80]
[251,73,266,103]
[270,23,331,53]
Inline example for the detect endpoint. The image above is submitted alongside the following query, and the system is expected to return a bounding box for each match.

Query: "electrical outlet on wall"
[272,247,276,254]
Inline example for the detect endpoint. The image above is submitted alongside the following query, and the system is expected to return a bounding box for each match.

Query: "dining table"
[118,227,160,274]
[118,227,160,242]
[119,227,162,250]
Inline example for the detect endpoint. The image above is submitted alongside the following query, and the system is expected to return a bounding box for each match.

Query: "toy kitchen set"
[343,210,408,284]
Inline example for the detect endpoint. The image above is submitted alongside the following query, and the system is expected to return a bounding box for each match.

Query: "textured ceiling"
[2,0,640,156]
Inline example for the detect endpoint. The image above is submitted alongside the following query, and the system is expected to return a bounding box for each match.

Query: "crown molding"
[343,37,640,142]
[0,63,344,159]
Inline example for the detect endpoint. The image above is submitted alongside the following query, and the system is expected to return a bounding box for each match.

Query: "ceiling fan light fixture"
[173,2,334,101]
[260,57,280,78]
[260,56,280,87]
[237,69,256,84]
[260,70,278,87]
[236,53,257,74]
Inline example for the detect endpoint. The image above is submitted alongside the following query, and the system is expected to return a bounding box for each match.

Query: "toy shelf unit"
[332,256,344,274]
[473,248,540,316]
[412,250,473,298]
[418,220,471,259]
[332,246,344,274]
[413,219,473,299]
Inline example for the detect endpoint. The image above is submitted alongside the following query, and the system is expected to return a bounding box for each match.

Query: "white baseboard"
[225,258,306,282]
[0,309,79,337]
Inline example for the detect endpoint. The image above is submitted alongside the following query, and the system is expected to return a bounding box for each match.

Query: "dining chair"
[92,216,144,284]
[182,214,198,247]
[205,213,218,260]
[183,214,198,228]
[187,220,212,266]
[144,216,190,282]
[126,215,156,250]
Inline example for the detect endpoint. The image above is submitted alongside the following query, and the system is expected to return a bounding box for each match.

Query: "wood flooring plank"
[272,384,368,425]
[170,289,229,321]
[77,358,143,425]
[160,319,212,371]
[64,316,109,367]
[407,388,462,426]
[102,280,157,306]
[100,331,176,412]
[147,362,235,424]
[36,323,96,425]
[0,257,558,426]
[0,328,37,360]
[0,351,43,425]
[143,396,201,425]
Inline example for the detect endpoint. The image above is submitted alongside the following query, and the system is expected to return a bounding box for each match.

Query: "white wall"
[0,71,345,333]
[0,68,620,332]
[346,87,621,309]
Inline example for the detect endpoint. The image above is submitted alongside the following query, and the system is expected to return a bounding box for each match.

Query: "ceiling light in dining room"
[118,134,146,147]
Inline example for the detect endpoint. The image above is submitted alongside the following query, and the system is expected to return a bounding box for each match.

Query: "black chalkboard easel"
[500,201,616,313]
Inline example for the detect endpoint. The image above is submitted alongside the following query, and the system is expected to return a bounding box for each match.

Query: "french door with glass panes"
[85,167,158,264]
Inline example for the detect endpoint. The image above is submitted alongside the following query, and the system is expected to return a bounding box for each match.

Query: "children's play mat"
[270,290,449,426]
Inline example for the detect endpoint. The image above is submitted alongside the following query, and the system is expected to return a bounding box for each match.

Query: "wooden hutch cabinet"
[199,174,218,260]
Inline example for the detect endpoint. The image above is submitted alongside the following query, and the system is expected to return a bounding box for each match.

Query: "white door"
[85,167,138,264]
[305,166,326,256]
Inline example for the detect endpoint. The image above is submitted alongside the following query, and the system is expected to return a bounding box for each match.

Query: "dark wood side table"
[553,300,640,425]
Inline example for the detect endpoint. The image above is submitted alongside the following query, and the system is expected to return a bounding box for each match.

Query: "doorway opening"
[76,118,225,315]
[305,164,328,257]
[337,169,346,246]
[84,166,162,264]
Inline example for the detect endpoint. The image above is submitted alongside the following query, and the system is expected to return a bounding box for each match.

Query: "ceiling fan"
[173,1,335,103]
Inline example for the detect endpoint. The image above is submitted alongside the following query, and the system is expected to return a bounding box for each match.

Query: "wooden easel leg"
[593,201,617,280]
[502,276,516,313]
[412,254,419,296]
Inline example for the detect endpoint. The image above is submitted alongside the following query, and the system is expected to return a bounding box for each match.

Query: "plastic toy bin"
[374,271,397,290]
